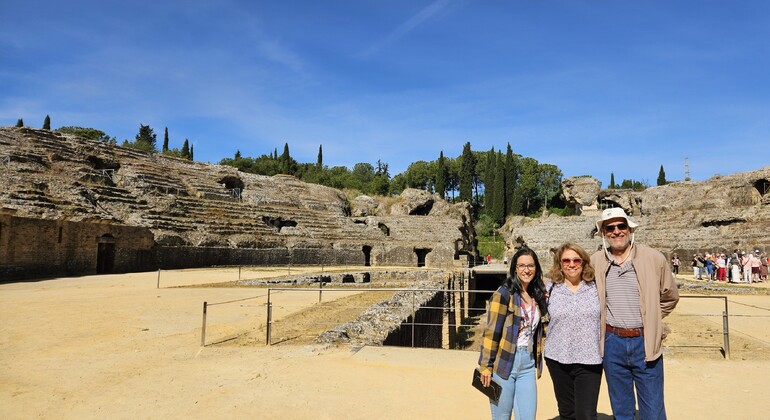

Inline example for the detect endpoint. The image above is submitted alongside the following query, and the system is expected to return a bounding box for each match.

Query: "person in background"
[730,252,742,283]
[751,250,762,283]
[760,252,768,282]
[716,254,727,282]
[741,251,752,283]
[545,243,603,420]
[478,247,549,420]
[704,253,715,281]
[671,254,680,276]
[591,208,680,420]
[691,254,699,280]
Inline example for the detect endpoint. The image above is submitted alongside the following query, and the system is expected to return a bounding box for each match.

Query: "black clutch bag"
[472,368,502,404]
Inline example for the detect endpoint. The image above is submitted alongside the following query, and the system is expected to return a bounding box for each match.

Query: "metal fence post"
[156,269,161,289]
[722,295,731,360]
[319,279,324,303]
[266,289,273,345]
[200,301,207,347]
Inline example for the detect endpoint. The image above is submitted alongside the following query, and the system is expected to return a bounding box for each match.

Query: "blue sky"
[2,0,768,188]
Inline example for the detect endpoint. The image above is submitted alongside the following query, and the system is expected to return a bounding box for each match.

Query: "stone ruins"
[0,127,479,281]
[2,126,768,282]
[507,169,770,270]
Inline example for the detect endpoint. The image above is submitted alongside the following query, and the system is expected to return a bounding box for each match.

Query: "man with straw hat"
[590,208,680,420]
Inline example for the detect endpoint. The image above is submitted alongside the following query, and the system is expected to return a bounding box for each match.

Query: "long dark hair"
[505,247,548,316]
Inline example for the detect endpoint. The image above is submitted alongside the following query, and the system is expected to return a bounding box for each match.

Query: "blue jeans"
[490,347,537,420]
[603,332,666,420]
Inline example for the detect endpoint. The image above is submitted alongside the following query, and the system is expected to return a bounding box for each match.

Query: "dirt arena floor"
[2,268,769,419]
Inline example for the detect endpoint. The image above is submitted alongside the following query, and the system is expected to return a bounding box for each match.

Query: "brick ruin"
[0,127,479,281]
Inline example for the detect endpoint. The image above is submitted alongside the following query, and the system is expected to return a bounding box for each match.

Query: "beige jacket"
[591,243,680,361]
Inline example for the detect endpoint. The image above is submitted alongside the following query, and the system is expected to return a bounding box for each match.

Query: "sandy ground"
[1,268,770,419]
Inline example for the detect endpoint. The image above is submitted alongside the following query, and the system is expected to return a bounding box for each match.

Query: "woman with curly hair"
[545,243,603,420]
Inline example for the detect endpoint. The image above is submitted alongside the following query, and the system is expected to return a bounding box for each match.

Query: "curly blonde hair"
[549,243,595,283]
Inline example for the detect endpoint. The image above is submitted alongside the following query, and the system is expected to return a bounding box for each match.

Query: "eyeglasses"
[561,258,583,265]
[604,223,628,232]
[516,264,536,271]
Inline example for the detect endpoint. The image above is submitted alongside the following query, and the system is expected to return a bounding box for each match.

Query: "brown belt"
[606,325,644,338]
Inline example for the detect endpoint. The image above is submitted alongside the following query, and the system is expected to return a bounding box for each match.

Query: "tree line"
[219,141,566,228]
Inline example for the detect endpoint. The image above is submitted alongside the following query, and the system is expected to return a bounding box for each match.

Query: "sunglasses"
[604,223,628,232]
[561,258,583,265]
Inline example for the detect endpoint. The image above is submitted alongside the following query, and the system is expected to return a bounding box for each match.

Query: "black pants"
[545,357,603,420]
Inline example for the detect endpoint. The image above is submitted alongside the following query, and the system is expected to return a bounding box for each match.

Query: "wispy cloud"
[359,0,463,59]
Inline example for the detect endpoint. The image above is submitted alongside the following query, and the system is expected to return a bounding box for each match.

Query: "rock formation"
[507,171,770,270]
[0,127,478,280]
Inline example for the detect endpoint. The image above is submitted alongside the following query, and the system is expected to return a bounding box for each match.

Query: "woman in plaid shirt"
[478,247,549,420]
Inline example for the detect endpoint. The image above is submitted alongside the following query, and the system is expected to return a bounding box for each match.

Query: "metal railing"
[671,295,731,359]
[199,289,734,360]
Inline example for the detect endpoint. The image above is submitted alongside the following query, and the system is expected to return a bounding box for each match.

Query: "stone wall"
[0,127,478,280]
[0,214,155,279]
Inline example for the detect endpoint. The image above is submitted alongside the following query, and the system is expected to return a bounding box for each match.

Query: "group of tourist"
[478,208,680,420]
[687,250,768,283]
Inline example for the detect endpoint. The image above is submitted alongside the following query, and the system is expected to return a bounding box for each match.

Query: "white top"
[516,299,540,347]
[544,280,603,365]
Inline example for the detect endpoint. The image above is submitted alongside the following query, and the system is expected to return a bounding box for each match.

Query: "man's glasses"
[516,264,536,271]
[604,223,628,232]
[561,258,583,266]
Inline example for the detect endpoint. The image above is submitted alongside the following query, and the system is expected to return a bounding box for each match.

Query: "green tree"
[163,127,169,153]
[189,144,194,161]
[492,152,506,224]
[56,126,116,144]
[402,160,434,190]
[15,119,23,127]
[459,142,475,204]
[317,145,323,168]
[128,124,158,153]
[538,164,563,211]
[610,172,616,189]
[43,115,51,130]
[516,157,540,215]
[181,139,190,159]
[435,151,447,199]
[484,148,496,213]
[504,143,519,217]
[657,165,667,186]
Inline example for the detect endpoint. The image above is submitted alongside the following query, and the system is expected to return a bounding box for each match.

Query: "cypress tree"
[189,144,194,161]
[43,115,51,130]
[610,172,616,189]
[459,142,475,204]
[504,143,518,217]
[317,145,323,168]
[181,139,190,158]
[492,152,506,225]
[657,165,667,186]
[15,119,23,127]
[485,149,496,214]
[163,127,169,152]
[436,151,447,199]
[280,143,290,174]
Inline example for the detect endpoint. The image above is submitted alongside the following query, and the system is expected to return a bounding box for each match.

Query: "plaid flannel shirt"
[478,285,547,379]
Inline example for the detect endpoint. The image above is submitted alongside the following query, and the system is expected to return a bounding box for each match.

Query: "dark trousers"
[545,357,603,420]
